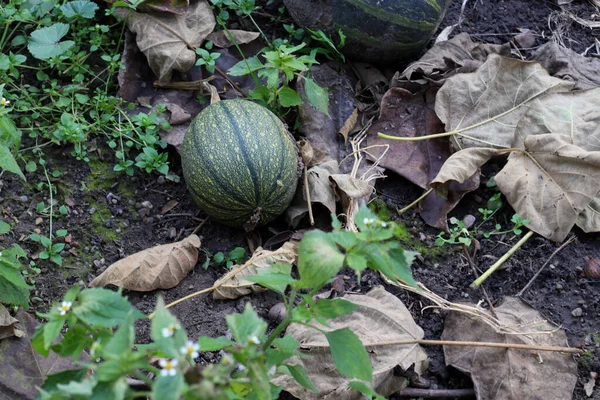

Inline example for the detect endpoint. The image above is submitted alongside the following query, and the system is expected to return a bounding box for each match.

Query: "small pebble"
[157,176,166,184]
[19,195,29,202]
[572,308,583,317]
[88,208,96,215]
[141,200,153,209]
[35,217,43,225]
[556,283,563,290]
[463,214,476,229]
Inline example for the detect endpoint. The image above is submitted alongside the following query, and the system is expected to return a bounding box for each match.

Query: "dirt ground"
[1,0,599,399]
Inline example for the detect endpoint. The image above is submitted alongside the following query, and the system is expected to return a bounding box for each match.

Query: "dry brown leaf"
[89,235,201,291]
[118,0,216,82]
[213,241,297,300]
[338,108,358,143]
[273,286,427,400]
[0,309,88,399]
[442,297,577,400]
[584,375,596,397]
[432,135,600,242]
[330,174,371,200]
[435,54,573,151]
[161,199,179,214]
[206,29,259,48]
[0,304,21,341]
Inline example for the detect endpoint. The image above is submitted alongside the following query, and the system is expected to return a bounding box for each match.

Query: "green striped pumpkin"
[181,99,300,229]
[283,0,450,63]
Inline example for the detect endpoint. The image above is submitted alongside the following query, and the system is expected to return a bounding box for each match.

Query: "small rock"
[463,214,476,229]
[168,227,177,239]
[35,217,43,225]
[578,299,586,305]
[572,308,583,317]
[19,195,29,202]
[88,207,96,215]
[268,303,286,323]
[188,285,194,290]
[64,234,72,244]
[419,233,426,241]
[135,202,143,209]
[138,208,150,217]
[549,263,556,269]
[145,217,154,224]
[104,219,116,228]
[141,200,153,209]
[462,292,470,298]
[556,283,563,290]
[157,176,166,184]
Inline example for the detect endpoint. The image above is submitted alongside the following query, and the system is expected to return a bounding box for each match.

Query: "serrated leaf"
[325,328,372,381]
[245,263,295,294]
[0,221,10,235]
[73,288,144,328]
[303,77,329,116]
[284,364,317,393]
[296,230,344,289]
[228,56,264,76]
[89,235,201,291]
[278,87,304,107]
[60,0,98,18]
[198,336,233,351]
[213,241,297,300]
[151,297,186,357]
[0,262,31,308]
[0,144,25,180]
[28,23,75,60]
[151,374,184,400]
[226,303,267,345]
[313,298,358,319]
[0,115,21,151]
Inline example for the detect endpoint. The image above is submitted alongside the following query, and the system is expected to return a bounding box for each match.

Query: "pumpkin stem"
[244,207,262,232]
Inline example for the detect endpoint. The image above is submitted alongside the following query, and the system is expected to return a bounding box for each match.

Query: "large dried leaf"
[396,33,511,91]
[0,304,21,341]
[532,41,600,90]
[274,286,428,400]
[0,309,88,400]
[213,242,297,300]
[442,297,577,400]
[89,235,201,291]
[435,54,573,151]
[118,0,216,82]
[366,88,479,230]
[432,135,600,242]
[205,30,259,48]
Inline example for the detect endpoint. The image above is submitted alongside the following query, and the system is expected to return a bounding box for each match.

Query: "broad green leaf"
[197,336,233,351]
[42,319,64,351]
[228,56,263,76]
[363,242,417,288]
[89,378,128,400]
[314,298,358,319]
[55,378,95,396]
[226,303,267,345]
[348,381,386,399]
[245,263,295,294]
[0,115,21,150]
[35,369,88,400]
[296,230,344,289]
[325,328,372,381]
[0,221,10,235]
[73,288,144,328]
[303,77,329,116]
[151,297,186,357]
[28,23,75,60]
[151,373,184,400]
[278,87,303,107]
[283,364,317,393]
[60,0,98,18]
[247,360,272,399]
[0,144,25,180]
[345,253,367,271]
[435,54,572,151]
[102,312,136,359]
[266,336,300,366]
[0,254,32,307]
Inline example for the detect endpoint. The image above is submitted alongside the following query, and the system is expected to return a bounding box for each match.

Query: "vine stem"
[471,230,534,288]
[300,338,581,353]
[398,188,433,214]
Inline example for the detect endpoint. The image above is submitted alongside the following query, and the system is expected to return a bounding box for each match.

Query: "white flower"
[161,323,180,338]
[90,341,100,357]
[0,98,9,107]
[369,218,376,224]
[248,335,261,345]
[159,358,178,376]
[363,218,369,225]
[381,222,387,228]
[58,301,72,315]
[0,251,3,257]
[180,340,200,359]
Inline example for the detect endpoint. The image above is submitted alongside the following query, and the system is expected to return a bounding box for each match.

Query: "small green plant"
[435,217,473,247]
[33,205,416,399]
[195,41,220,73]
[201,246,246,269]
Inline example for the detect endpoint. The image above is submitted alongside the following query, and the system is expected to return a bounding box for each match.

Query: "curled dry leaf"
[338,108,358,143]
[432,135,600,242]
[212,241,297,300]
[206,29,260,48]
[89,235,201,291]
[435,54,573,150]
[273,286,428,400]
[442,297,577,400]
[0,309,88,400]
[532,42,600,90]
[0,304,22,341]
[118,0,216,82]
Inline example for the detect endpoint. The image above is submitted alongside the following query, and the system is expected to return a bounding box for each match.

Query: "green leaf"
[43,319,65,352]
[314,298,358,319]
[89,378,128,400]
[28,23,75,60]
[73,288,144,328]
[324,328,372,381]
[197,336,234,351]
[60,0,99,18]
[284,364,317,393]
[102,311,136,359]
[278,87,304,107]
[296,230,344,289]
[0,262,31,308]
[152,373,184,400]
[228,56,263,76]
[363,242,417,288]
[266,336,300,366]
[0,115,21,151]
[55,378,95,396]
[0,221,11,235]
[35,369,88,400]
[26,161,37,172]
[303,77,329,116]
[348,381,386,400]
[245,263,295,294]
[247,360,272,399]
[213,252,224,264]
[151,297,186,357]
[56,229,68,237]
[0,143,25,180]
[226,303,267,345]
[346,253,367,271]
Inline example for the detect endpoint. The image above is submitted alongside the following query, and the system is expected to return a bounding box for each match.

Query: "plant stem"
[471,230,534,288]
[263,318,292,349]
[378,130,460,141]
[397,388,475,398]
[398,188,433,214]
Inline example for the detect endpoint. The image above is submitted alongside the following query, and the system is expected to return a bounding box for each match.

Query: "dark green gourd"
[181,99,300,229]
[283,0,451,63]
